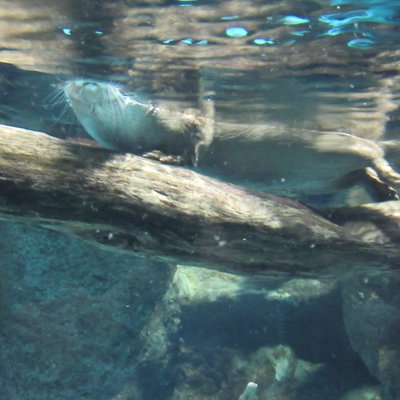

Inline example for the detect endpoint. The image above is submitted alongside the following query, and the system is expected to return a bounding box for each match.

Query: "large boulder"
[341,272,400,400]
[136,265,379,400]
[0,222,174,400]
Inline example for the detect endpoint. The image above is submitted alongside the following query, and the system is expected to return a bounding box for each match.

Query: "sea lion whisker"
[43,85,67,108]
[47,102,74,131]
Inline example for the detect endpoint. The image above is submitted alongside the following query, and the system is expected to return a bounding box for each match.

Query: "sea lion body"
[64,80,199,161]
[64,79,399,205]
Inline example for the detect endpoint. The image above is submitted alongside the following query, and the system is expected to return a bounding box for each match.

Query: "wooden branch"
[326,201,400,246]
[0,124,396,276]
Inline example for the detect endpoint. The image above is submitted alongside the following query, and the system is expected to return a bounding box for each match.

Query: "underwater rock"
[134,265,376,400]
[339,385,382,400]
[239,382,258,400]
[0,221,174,400]
[0,223,384,400]
[341,272,400,400]
[266,345,297,382]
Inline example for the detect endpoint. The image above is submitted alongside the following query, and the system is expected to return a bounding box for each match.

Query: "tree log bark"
[326,201,400,246]
[0,124,397,276]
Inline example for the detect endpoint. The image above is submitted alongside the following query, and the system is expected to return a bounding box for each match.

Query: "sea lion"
[63,79,400,206]
[63,80,204,165]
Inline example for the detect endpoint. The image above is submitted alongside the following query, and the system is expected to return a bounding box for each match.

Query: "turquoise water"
[0,0,399,399]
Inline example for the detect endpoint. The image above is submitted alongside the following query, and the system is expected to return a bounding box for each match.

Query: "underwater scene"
[0,0,400,399]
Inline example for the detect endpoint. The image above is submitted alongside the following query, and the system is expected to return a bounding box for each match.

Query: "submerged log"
[0,124,397,276]
[326,200,400,246]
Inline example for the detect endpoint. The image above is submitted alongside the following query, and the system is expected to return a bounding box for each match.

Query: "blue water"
[154,0,400,50]
[0,0,399,399]
[57,0,400,50]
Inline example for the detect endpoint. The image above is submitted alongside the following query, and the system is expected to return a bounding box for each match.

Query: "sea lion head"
[63,79,152,151]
